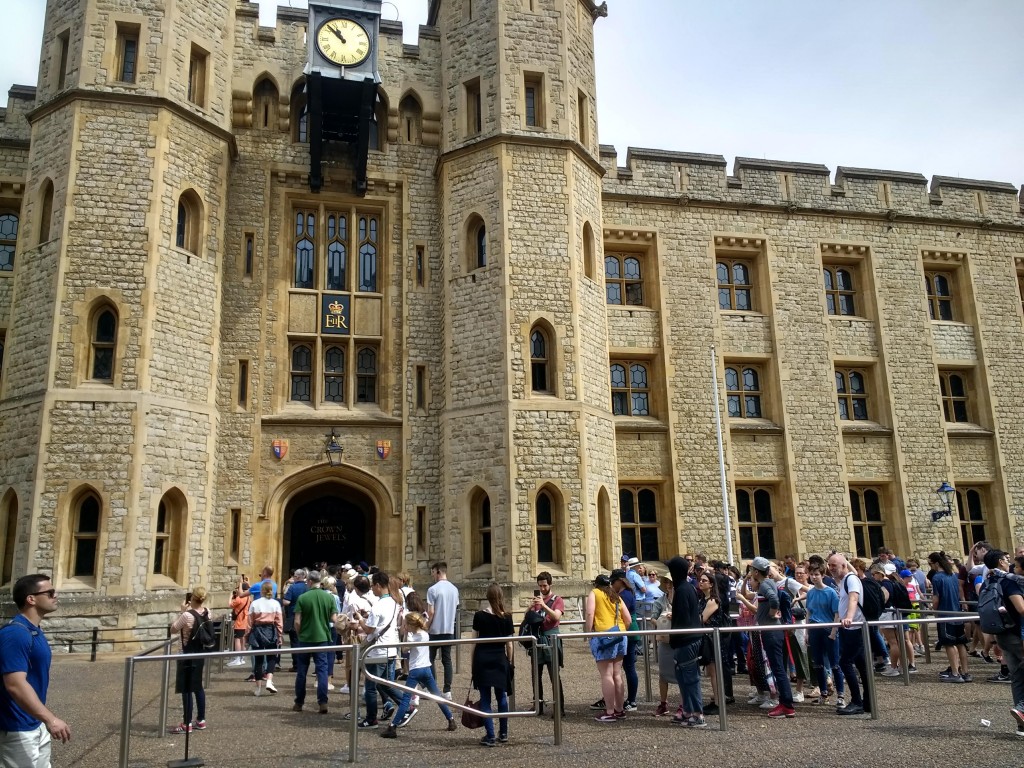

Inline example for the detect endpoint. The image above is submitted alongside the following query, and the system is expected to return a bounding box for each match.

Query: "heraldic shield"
[272,439,288,460]
[376,440,391,459]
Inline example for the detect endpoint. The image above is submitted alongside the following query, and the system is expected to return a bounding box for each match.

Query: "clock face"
[316,17,371,67]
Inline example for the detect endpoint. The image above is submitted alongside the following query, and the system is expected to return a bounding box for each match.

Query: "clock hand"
[331,27,347,44]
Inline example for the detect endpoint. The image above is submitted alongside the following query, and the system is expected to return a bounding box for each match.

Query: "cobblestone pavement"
[45,642,1024,768]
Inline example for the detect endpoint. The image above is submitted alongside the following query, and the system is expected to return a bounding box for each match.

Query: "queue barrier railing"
[120,633,541,767]
[119,611,981,764]
[547,611,982,740]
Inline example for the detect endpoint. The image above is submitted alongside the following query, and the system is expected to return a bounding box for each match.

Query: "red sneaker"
[767,704,796,719]
[654,702,669,717]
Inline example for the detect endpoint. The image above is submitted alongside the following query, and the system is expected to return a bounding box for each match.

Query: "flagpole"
[710,345,735,565]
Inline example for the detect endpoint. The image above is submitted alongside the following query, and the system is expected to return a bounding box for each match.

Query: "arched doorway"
[283,482,376,570]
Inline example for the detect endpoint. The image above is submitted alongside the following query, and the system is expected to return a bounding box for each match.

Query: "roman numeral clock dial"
[316,17,371,67]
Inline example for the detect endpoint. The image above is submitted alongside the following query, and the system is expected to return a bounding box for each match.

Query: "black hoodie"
[668,556,701,648]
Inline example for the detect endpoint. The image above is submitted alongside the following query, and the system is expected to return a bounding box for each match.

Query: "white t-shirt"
[426,579,460,635]
[365,595,402,660]
[344,591,374,620]
[838,572,865,624]
[406,628,430,670]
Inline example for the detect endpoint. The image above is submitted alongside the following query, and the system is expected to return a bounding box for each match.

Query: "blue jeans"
[807,625,844,696]
[364,658,402,723]
[294,641,330,706]
[760,630,793,707]
[673,641,702,716]
[624,637,639,704]
[391,667,452,726]
[478,686,508,740]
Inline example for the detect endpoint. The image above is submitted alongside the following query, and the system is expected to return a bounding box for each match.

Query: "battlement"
[600,146,1024,226]
[0,85,36,142]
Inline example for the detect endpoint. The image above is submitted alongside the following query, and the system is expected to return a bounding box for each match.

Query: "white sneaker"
[227,658,245,667]
[253,684,263,697]
[792,692,804,703]
[443,692,453,701]
[881,667,901,677]
[338,684,350,694]
[759,699,779,710]
[265,680,278,694]
[412,695,421,707]
[748,693,765,705]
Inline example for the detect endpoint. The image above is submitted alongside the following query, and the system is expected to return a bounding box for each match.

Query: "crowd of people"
[578,542,1024,738]
[1,535,1022,766]
[156,539,1024,744]
[1,538,1020,766]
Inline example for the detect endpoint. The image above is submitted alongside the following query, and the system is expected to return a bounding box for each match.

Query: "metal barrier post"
[640,609,653,702]
[895,610,910,687]
[118,656,135,768]
[348,644,361,764]
[712,626,728,732]
[921,605,932,665]
[159,639,172,739]
[551,637,563,746]
[860,620,878,720]
[90,627,99,662]
[454,610,461,675]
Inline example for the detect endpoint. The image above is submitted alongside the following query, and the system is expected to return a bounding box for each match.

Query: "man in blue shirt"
[249,566,279,599]
[623,556,647,597]
[929,551,970,683]
[282,568,309,672]
[0,574,71,766]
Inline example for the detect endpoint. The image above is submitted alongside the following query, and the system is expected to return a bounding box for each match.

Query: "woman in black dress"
[472,583,514,747]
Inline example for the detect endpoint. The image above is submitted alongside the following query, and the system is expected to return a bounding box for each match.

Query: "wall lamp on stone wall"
[324,429,344,467]
[930,481,956,522]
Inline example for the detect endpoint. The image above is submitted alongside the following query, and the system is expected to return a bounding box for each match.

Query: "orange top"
[230,594,252,631]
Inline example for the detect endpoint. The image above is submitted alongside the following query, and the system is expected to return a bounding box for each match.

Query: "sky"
[2,0,1022,187]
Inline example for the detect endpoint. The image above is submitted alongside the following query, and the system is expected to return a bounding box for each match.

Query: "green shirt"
[294,588,337,643]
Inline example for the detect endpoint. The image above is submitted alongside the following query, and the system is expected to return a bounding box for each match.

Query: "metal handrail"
[548,612,981,740]
[118,612,984,764]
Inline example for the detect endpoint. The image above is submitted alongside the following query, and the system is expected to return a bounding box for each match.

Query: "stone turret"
[434,0,618,585]
[0,0,235,625]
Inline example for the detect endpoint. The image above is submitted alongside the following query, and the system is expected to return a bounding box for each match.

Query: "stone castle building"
[1,0,1023,631]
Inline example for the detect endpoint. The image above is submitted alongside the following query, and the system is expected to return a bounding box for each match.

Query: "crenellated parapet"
[0,86,37,144]
[600,146,1023,226]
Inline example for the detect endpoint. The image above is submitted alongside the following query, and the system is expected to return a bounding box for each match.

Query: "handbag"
[461,682,484,729]
[595,625,623,652]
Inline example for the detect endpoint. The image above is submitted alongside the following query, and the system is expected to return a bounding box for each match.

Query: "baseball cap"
[610,568,628,583]
[620,554,630,562]
[751,556,771,573]
[882,563,897,575]
[595,574,611,587]
[899,569,912,578]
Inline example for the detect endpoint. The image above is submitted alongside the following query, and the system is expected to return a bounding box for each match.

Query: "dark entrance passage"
[284,483,375,570]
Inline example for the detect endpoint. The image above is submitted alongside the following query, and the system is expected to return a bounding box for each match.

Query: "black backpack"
[518,608,545,656]
[849,575,884,621]
[185,609,216,652]
[977,574,1017,635]
[887,578,913,611]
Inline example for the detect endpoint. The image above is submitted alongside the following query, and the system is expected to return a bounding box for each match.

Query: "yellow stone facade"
[0,0,1022,632]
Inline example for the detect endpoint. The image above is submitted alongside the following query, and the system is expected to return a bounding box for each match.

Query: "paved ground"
[43,641,1024,768]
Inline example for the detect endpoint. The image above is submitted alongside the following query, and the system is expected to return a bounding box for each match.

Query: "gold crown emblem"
[328,300,345,315]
